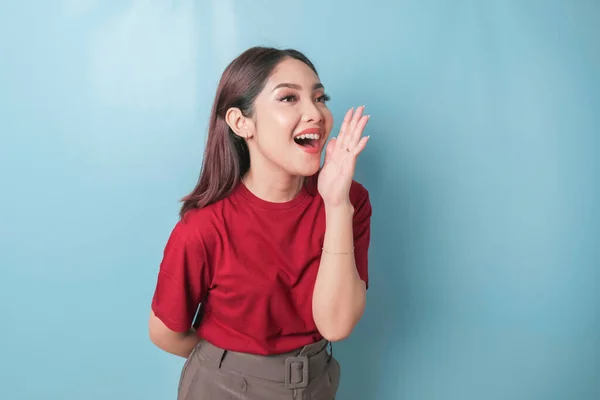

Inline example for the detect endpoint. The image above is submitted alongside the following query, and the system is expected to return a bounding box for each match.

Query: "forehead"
[266,57,321,88]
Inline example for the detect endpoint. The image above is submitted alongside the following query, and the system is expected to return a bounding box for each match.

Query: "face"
[244,57,334,177]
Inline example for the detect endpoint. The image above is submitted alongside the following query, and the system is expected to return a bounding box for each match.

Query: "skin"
[149,57,370,357]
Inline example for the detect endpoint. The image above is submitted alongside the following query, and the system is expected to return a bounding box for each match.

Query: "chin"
[296,161,321,177]
[287,147,323,176]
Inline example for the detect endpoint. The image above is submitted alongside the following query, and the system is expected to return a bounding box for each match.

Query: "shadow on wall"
[333,118,437,399]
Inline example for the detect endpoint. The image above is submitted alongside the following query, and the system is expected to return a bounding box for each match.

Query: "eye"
[279,94,298,103]
[316,93,331,103]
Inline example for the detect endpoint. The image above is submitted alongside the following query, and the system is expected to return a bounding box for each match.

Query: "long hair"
[180,47,319,218]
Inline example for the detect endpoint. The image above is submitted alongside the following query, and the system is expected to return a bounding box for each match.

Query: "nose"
[302,99,324,123]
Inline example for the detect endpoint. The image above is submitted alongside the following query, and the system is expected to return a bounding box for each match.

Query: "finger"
[336,107,353,149]
[343,106,364,149]
[348,114,370,148]
[351,135,370,157]
[325,137,336,162]
[348,105,364,135]
[339,107,353,136]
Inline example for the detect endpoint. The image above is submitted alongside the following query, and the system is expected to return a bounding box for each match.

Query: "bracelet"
[322,246,355,255]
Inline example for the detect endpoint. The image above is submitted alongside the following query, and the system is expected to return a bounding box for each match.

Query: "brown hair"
[180,46,319,218]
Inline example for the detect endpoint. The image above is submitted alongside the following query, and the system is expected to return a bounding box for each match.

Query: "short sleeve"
[151,221,211,332]
[351,182,372,289]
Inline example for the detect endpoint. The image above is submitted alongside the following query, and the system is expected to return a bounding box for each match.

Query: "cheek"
[256,110,297,146]
[272,108,300,132]
[323,109,334,133]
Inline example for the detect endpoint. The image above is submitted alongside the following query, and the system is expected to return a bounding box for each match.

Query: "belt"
[194,339,331,389]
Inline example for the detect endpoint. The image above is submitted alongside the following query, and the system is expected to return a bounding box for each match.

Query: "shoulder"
[349,180,371,209]
[347,180,372,223]
[180,203,217,225]
[172,202,222,244]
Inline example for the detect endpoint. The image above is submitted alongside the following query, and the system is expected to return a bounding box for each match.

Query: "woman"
[149,46,372,400]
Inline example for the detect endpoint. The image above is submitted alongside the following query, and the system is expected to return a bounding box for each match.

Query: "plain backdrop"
[1,1,598,399]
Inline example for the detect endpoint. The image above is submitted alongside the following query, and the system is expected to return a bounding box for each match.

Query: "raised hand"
[318,106,370,208]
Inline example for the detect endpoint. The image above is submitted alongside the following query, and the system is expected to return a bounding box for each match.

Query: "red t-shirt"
[151,180,371,355]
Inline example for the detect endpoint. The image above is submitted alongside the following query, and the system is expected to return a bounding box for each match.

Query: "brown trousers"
[177,338,340,399]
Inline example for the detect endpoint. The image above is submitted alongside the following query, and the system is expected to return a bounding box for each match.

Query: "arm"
[149,218,211,357]
[148,310,200,358]
[312,106,371,341]
[312,204,367,341]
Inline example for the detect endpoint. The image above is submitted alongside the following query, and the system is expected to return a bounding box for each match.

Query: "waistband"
[194,338,332,389]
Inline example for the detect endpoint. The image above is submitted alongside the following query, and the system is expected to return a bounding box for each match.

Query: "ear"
[225,107,254,139]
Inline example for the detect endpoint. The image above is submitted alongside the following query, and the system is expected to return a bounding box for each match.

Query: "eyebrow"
[272,82,324,91]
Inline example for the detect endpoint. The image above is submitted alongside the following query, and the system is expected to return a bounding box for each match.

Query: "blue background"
[1,1,598,399]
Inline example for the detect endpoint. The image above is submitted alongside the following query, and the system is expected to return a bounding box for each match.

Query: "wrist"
[324,202,354,216]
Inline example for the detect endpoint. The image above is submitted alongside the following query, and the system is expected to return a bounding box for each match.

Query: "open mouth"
[293,133,321,148]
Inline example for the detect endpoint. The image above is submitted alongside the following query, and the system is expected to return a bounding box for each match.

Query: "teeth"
[295,133,320,140]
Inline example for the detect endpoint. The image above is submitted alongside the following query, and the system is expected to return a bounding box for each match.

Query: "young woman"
[149,46,372,400]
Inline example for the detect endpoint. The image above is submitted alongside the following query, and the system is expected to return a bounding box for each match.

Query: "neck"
[242,164,304,203]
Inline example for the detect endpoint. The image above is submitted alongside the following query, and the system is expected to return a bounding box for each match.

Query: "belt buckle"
[284,355,309,389]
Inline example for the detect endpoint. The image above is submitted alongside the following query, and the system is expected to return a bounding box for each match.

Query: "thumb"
[324,138,336,162]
